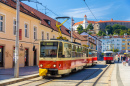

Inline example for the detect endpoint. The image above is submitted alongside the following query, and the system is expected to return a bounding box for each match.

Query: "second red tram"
[104,51,114,64]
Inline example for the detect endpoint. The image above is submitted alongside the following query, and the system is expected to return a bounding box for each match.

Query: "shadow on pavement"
[46,64,105,81]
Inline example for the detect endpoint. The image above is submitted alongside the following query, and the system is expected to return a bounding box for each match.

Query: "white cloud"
[125,17,130,21]
[63,5,112,20]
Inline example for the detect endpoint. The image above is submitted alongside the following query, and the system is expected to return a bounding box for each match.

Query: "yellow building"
[0,0,81,68]
[121,35,130,52]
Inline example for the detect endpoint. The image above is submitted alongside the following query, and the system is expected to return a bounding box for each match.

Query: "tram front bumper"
[39,69,48,76]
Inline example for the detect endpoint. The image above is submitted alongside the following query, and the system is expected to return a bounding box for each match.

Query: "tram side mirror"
[33,46,35,51]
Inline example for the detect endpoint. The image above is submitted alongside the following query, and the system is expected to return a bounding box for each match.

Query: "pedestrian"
[128,56,130,66]
[118,57,120,63]
[121,56,123,62]
[122,55,126,66]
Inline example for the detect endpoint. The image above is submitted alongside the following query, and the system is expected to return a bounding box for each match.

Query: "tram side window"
[58,42,63,58]
[86,49,88,57]
[104,53,112,57]
[89,50,92,57]
[64,43,71,58]
[83,47,86,57]
[72,45,76,58]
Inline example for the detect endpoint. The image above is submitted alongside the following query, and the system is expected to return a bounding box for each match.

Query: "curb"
[0,73,39,86]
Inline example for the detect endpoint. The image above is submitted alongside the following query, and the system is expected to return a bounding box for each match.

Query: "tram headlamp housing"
[53,64,56,67]
[40,64,43,67]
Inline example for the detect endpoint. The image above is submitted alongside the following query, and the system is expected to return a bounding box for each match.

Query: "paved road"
[0,66,38,80]
[8,62,112,86]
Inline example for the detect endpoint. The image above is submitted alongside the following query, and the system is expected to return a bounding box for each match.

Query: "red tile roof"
[1,0,79,39]
[96,19,130,23]
[0,0,40,20]
[73,20,96,26]
[72,31,87,41]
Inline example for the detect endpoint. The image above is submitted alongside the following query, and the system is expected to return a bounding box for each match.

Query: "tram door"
[0,46,4,67]
[33,50,37,66]
[25,48,29,66]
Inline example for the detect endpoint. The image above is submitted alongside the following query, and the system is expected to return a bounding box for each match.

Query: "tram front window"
[40,42,58,57]
[104,53,112,57]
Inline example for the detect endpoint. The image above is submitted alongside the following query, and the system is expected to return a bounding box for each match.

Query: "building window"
[127,39,130,41]
[128,43,130,45]
[47,33,49,40]
[34,27,37,39]
[122,39,125,41]
[122,47,125,49]
[42,31,44,40]
[122,43,125,45]
[128,47,130,49]
[13,19,16,35]
[0,14,4,32]
[25,23,28,37]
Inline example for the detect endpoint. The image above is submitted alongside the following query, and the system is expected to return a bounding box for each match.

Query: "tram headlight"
[40,64,43,67]
[53,64,56,67]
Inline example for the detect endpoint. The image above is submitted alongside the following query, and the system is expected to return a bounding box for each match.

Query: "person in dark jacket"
[122,55,126,66]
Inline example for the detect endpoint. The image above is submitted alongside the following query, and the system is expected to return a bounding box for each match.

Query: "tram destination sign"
[41,42,58,46]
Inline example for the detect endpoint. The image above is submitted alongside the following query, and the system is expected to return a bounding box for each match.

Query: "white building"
[100,35,122,52]
[72,15,96,31]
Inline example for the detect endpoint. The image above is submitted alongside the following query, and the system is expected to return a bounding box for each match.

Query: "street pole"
[14,0,20,78]
[71,17,73,42]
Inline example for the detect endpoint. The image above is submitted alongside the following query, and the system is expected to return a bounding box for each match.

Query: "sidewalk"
[111,61,130,86]
[0,66,39,81]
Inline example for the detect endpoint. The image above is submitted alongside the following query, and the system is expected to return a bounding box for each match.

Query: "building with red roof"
[94,19,130,34]
[72,15,96,31]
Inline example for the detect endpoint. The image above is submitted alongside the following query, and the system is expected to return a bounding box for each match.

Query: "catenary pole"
[14,0,20,78]
[71,17,73,42]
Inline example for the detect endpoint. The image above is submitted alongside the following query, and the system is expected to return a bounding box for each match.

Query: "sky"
[22,0,130,30]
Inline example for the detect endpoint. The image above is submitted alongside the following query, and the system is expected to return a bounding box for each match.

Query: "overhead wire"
[83,0,98,21]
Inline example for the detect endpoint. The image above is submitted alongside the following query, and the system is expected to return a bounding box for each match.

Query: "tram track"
[92,64,111,86]
[75,64,110,86]
[8,63,112,86]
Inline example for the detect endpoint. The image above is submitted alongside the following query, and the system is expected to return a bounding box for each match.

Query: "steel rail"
[75,65,108,86]
[92,64,111,86]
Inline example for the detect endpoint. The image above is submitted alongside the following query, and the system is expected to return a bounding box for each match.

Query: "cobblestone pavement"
[111,61,130,86]
[0,66,39,80]
[7,62,112,86]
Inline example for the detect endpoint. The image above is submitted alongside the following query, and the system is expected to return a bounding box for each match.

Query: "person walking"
[118,57,120,63]
[128,56,130,66]
[122,55,126,66]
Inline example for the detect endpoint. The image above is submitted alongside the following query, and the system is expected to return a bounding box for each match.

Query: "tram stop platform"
[0,66,39,85]
[111,61,130,86]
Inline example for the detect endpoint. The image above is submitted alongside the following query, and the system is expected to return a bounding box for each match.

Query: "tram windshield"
[92,51,97,57]
[40,42,58,58]
[104,53,113,57]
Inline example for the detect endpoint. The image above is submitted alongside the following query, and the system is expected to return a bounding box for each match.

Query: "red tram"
[104,51,114,64]
[39,40,96,77]
[92,50,98,65]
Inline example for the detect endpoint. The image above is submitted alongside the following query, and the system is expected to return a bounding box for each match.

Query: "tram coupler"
[39,69,48,76]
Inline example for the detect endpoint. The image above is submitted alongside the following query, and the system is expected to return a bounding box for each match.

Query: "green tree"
[77,24,83,34]
[87,23,93,30]
[105,25,113,34]
[89,32,92,35]
[120,25,128,30]
[97,30,106,36]
[114,29,121,34]
[112,24,121,31]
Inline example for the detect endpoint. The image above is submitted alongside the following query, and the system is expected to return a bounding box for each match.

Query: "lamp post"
[14,0,20,78]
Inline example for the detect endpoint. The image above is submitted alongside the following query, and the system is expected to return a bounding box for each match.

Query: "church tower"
[83,15,87,29]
